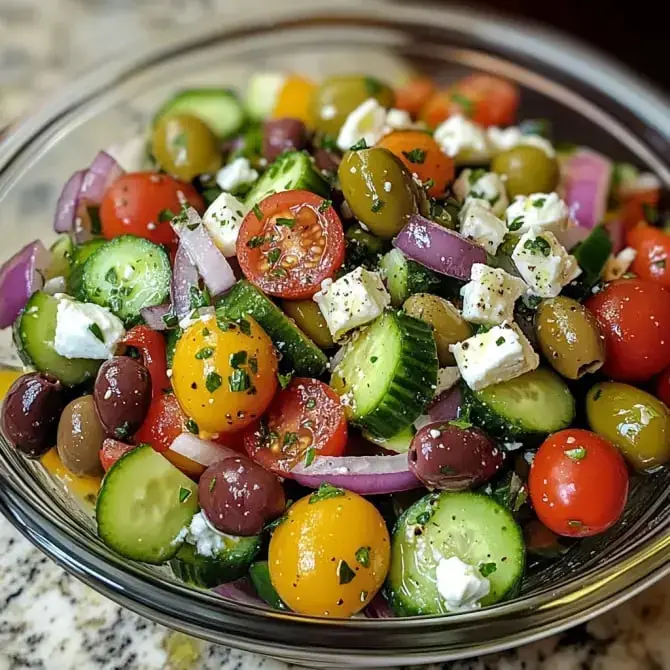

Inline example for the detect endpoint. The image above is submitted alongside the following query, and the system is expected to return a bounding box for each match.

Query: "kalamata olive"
[93,356,152,439]
[408,422,505,490]
[199,456,286,536]
[1,373,67,458]
[313,148,341,174]
[57,395,105,476]
[263,118,307,162]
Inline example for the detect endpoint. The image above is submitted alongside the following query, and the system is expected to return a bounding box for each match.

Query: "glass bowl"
[1,2,669,666]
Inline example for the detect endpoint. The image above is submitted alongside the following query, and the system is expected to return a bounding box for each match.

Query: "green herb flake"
[370,356,378,363]
[565,446,587,461]
[194,347,213,360]
[247,235,267,249]
[415,511,432,525]
[364,77,383,96]
[349,138,367,151]
[440,465,456,474]
[88,323,105,342]
[306,398,316,410]
[448,418,473,430]
[304,447,316,467]
[318,199,333,213]
[495,336,505,346]
[277,371,293,389]
[205,371,223,393]
[451,92,474,116]
[282,432,299,448]
[275,217,295,228]
[216,315,235,331]
[208,477,217,492]
[523,236,551,257]
[402,148,426,164]
[162,313,178,328]
[158,208,175,223]
[185,418,199,435]
[253,204,263,221]
[371,199,385,213]
[228,369,250,392]
[479,562,497,577]
[355,546,371,568]
[229,350,248,368]
[265,514,288,532]
[178,486,192,503]
[237,318,252,336]
[337,559,356,585]
[248,356,258,374]
[309,482,346,504]
[267,248,281,265]
[202,327,210,337]
[567,519,583,528]
[508,215,525,232]
[189,285,211,310]
[532,198,546,208]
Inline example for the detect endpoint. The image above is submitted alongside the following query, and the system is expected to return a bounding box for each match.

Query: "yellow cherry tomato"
[268,489,390,617]
[272,75,317,126]
[172,315,278,434]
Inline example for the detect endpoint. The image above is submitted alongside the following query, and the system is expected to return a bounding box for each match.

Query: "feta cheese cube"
[487,126,556,158]
[460,263,527,325]
[314,268,390,341]
[337,98,388,151]
[505,192,570,236]
[203,192,246,257]
[53,295,125,360]
[435,556,491,612]
[458,199,507,254]
[450,322,539,391]
[384,108,415,131]
[511,231,582,298]
[453,169,509,216]
[216,157,259,193]
[435,366,461,396]
[603,247,637,281]
[433,115,490,164]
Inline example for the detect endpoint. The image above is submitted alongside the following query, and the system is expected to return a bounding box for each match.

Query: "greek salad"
[1,70,669,619]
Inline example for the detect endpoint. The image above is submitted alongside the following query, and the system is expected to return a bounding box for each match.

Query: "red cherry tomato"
[244,377,347,474]
[585,278,670,382]
[100,440,136,471]
[236,190,344,299]
[656,367,670,407]
[529,429,628,538]
[619,188,660,231]
[122,325,171,398]
[100,172,205,250]
[134,392,185,452]
[626,224,670,286]
[394,76,436,118]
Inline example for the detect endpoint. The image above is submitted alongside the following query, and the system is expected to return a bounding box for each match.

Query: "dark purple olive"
[313,148,341,174]
[57,395,105,476]
[199,456,286,536]
[262,118,307,162]
[408,422,505,490]
[1,373,67,458]
[93,356,151,439]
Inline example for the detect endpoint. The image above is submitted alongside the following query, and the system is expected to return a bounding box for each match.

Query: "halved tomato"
[236,190,345,299]
[244,377,347,474]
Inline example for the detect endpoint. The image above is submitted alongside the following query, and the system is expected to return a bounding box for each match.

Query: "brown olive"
[93,356,152,440]
[1,373,67,458]
[263,118,307,162]
[57,395,105,476]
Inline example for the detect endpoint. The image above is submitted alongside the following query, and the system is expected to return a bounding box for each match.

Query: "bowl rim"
[1,2,669,664]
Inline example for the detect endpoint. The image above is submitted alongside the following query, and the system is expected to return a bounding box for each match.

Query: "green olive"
[311,75,395,136]
[491,146,560,198]
[403,293,472,365]
[586,382,670,473]
[534,297,605,380]
[151,113,222,182]
[338,148,419,239]
[57,395,105,477]
[281,299,334,349]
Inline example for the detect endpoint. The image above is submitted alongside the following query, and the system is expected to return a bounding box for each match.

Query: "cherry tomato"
[236,190,344,299]
[100,172,205,250]
[122,325,171,398]
[657,367,670,407]
[394,76,436,118]
[619,188,660,230]
[626,224,670,286]
[529,429,628,538]
[100,440,136,471]
[585,278,670,382]
[134,392,185,452]
[244,377,347,474]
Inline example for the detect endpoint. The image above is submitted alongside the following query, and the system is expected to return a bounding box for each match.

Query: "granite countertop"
[2,1,670,668]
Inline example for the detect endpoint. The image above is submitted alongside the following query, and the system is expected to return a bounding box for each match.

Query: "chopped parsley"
[415,511,432,525]
[162,313,178,328]
[337,560,356,585]
[237,318,251,336]
[208,477,217,492]
[508,215,525,232]
[451,92,474,116]
[304,447,316,467]
[205,371,223,393]
[277,371,293,389]
[185,418,199,434]
[275,217,295,228]
[565,446,587,461]
[402,148,426,164]
[523,236,551,257]
[355,546,370,568]
[267,248,281,265]
[370,356,378,363]
[189,285,210,310]
[247,235,267,248]
[532,198,546,208]
[88,323,104,342]
[178,486,192,503]
[349,138,367,151]
[309,482,345,504]
[468,168,487,185]
[202,327,210,336]
[306,398,316,410]
[229,350,247,368]
[228,369,251,392]
[253,203,263,221]
[248,356,258,374]
[448,417,473,430]
[479,562,497,577]
[195,347,214,360]
[282,431,299,447]
[318,199,333,213]
[371,199,385,213]
[567,519,583,528]
[495,336,505,346]
[158,208,175,223]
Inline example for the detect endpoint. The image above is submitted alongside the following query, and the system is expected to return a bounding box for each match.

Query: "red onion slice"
[363,593,395,618]
[54,170,85,233]
[290,452,421,495]
[561,148,613,229]
[79,151,124,204]
[169,433,238,467]
[214,577,265,606]
[173,208,236,298]
[427,385,462,423]
[393,215,487,280]
[0,241,51,328]
[172,241,200,319]
[140,303,172,330]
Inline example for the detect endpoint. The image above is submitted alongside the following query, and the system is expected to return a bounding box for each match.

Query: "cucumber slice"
[47,235,74,280]
[380,248,446,307]
[462,367,575,442]
[244,151,330,212]
[362,424,416,454]
[14,291,100,386]
[249,561,289,610]
[76,235,171,326]
[68,238,108,296]
[96,445,198,564]
[154,88,245,139]
[246,72,286,121]
[216,280,328,377]
[385,491,525,616]
[331,310,438,438]
[170,535,261,588]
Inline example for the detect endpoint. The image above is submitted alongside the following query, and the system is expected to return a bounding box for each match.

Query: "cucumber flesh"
[385,491,525,616]
[216,280,328,377]
[154,88,245,139]
[249,561,289,610]
[14,291,100,386]
[244,151,330,212]
[331,310,438,438]
[463,367,575,442]
[67,238,107,295]
[76,235,171,326]
[47,235,74,280]
[96,445,198,564]
[380,248,445,307]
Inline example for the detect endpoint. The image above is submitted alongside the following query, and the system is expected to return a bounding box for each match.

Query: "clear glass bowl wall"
[0,4,669,667]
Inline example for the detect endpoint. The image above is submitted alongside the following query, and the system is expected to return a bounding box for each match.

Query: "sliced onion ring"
[214,577,265,605]
[428,384,462,423]
[363,593,395,618]
[54,170,85,233]
[169,433,238,468]
[290,452,421,495]
[140,303,171,330]
[393,214,487,280]
[172,241,200,319]
[79,150,124,204]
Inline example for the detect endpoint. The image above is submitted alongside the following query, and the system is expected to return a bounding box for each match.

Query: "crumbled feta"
[435,556,491,612]
[458,199,507,254]
[511,231,582,298]
[216,157,259,193]
[435,366,461,396]
[383,181,392,192]
[453,169,509,217]
[460,263,527,325]
[336,98,388,151]
[505,192,570,236]
[603,247,637,281]
[433,115,490,163]
[383,107,416,133]
[314,267,390,341]
[450,322,539,391]
[487,126,555,158]
[185,511,239,558]
[53,294,125,360]
[203,191,246,257]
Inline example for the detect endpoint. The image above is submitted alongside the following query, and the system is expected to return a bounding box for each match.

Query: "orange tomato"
[626,223,670,287]
[272,75,317,125]
[377,130,455,197]
[393,76,436,118]
[620,188,661,230]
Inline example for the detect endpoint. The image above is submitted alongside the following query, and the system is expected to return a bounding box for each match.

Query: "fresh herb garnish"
[178,486,192,503]
[448,417,473,430]
[185,418,199,434]
[277,371,293,389]
[567,519,583,528]
[309,482,345,504]
[158,208,175,223]
[205,371,223,393]
[208,477,217,492]
[247,235,267,248]
[229,350,247,368]
[415,511,432,525]
[349,138,367,151]
[654,258,667,269]
[468,168,487,185]
[523,236,551,257]
[370,356,378,363]
[495,336,505,346]
[88,323,104,342]
[565,446,587,461]
[195,347,214,360]
[267,248,281,265]
[162,313,179,328]
[189,285,210,310]
[275,217,295,228]
[282,431,299,447]
[248,356,258,374]
[237,318,251,336]
[202,327,210,336]
[253,203,263,221]
[532,198,546,208]
[508,216,525,232]
[228,369,250,392]
[371,199,385,213]
[304,447,316,467]
[451,92,474,116]
[479,562,497,577]
[318,199,333,213]
[643,203,659,223]
[402,148,426,164]
[306,398,316,410]
[337,560,356,584]
[355,546,371,568]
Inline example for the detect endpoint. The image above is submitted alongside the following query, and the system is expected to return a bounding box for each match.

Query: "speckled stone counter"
[2,1,670,668]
